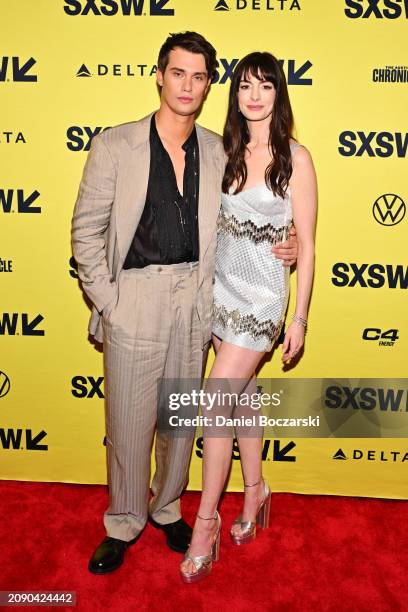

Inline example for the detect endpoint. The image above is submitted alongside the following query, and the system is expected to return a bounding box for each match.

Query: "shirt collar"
[151,113,197,152]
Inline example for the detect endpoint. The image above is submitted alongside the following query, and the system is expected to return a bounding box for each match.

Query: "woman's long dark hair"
[222,52,294,199]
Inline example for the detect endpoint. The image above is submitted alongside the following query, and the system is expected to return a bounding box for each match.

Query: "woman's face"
[237,71,276,122]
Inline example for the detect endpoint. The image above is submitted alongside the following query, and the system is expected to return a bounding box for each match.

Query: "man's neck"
[155,104,195,147]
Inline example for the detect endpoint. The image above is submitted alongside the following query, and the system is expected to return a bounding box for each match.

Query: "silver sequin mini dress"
[212,144,300,352]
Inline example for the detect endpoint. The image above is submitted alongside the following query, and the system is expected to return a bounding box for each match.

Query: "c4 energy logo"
[338,131,408,157]
[214,0,301,11]
[0,190,41,214]
[0,429,48,451]
[0,57,37,82]
[345,0,408,19]
[331,263,408,288]
[66,126,109,151]
[362,328,399,346]
[63,0,174,16]
[372,194,406,226]
[0,314,45,336]
[0,371,11,398]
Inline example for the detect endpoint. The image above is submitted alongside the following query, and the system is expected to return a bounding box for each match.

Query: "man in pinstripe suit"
[71,32,296,574]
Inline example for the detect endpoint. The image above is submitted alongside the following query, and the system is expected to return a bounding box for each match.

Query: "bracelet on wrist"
[292,314,308,330]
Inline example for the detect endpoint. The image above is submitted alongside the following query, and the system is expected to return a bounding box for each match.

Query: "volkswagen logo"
[372,194,406,226]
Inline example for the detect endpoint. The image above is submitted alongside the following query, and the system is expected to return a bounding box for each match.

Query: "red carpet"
[0,481,406,611]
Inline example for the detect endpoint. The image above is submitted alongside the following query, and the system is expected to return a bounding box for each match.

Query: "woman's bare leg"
[231,373,265,537]
[181,336,265,574]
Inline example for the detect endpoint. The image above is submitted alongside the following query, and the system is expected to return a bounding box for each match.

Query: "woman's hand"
[272,226,298,267]
[281,321,305,362]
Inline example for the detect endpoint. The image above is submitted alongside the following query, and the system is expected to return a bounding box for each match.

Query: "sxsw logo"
[69,256,79,279]
[331,263,408,289]
[325,385,408,412]
[196,437,296,461]
[0,371,11,398]
[67,126,109,151]
[214,0,301,11]
[0,190,41,214]
[338,132,408,157]
[0,314,45,336]
[372,194,405,226]
[333,448,408,462]
[0,57,37,82]
[63,0,174,15]
[71,375,105,398]
[345,0,408,19]
[213,58,312,85]
[0,428,48,451]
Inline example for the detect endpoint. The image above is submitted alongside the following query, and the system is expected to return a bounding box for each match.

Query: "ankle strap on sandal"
[197,512,217,520]
[244,478,262,488]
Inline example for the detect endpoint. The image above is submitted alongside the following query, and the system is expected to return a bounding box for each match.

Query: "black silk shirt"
[123,114,200,269]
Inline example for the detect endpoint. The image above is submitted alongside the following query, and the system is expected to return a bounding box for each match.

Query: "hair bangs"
[239,54,278,87]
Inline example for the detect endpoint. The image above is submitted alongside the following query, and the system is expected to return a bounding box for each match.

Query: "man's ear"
[205,77,212,94]
[156,69,164,87]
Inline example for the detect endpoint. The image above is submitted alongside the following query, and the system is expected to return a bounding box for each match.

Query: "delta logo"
[333,448,408,462]
[75,63,157,78]
[214,0,301,11]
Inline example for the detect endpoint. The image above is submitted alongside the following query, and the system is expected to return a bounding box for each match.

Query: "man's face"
[157,47,211,117]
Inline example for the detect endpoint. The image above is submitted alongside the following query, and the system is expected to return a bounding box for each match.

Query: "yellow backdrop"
[1,0,407,499]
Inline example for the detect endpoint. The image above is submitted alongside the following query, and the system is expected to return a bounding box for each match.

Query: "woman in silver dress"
[180,52,317,582]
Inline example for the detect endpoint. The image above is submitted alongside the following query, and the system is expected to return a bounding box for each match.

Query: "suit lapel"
[115,114,222,276]
[115,112,154,265]
[197,125,222,285]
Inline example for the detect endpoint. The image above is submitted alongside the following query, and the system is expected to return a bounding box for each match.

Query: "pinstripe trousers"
[101,261,204,542]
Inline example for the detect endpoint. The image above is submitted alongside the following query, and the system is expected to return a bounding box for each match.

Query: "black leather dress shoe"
[150,517,192,553]
[88,536,137,574]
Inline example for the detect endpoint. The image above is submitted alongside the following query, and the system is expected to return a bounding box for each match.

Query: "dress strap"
[290,141,302,152]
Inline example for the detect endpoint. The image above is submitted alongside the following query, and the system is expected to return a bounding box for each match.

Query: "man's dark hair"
[158,31,217,79]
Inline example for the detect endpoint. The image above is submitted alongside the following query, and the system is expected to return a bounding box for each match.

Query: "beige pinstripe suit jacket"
[71,111,226,347]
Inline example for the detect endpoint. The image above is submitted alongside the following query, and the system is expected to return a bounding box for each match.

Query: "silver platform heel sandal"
[180,511,221,584]
[230,478,271,545]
